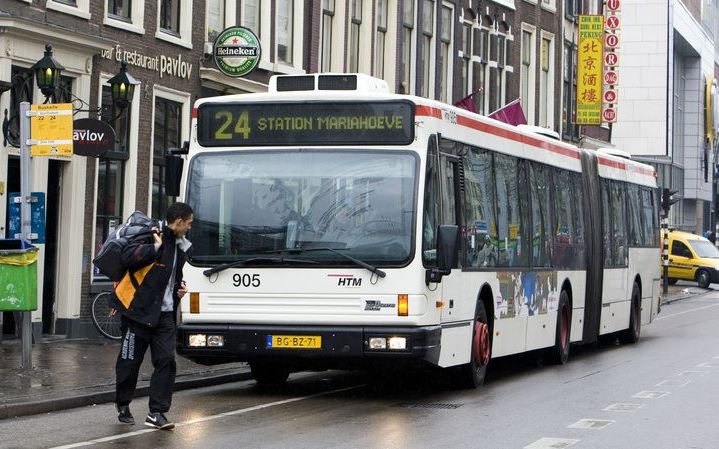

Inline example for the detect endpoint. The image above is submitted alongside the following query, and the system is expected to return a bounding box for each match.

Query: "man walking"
[113,202,193,430]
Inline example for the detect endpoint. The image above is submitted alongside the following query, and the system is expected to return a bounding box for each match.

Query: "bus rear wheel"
[619,283,641,344]
[545,290,571,365]
[250,362,290,386]
[460,301,491,388]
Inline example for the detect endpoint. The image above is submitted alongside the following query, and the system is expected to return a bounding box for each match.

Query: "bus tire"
[696,269,711,289]
[460,301,491,388]
[546,290,571,365]
[619,283,641,344]
[250,362,290,386]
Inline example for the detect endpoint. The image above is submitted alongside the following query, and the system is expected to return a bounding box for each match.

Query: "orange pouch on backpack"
[114,263,155,309]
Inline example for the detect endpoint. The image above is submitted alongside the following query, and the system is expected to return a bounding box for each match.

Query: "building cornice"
[199,67,268,94]
[0,14,112,54]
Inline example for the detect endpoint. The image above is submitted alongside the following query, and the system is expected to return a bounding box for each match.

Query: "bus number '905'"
[233,273,260,288]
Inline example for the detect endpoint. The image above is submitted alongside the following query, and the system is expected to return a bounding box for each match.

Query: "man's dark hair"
[166,202,193,223]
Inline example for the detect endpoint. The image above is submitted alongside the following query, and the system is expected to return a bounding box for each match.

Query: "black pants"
[115,312,177,413]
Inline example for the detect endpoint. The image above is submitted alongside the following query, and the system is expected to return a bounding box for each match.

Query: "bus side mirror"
[426,225,459,284]
[164,155,184,197]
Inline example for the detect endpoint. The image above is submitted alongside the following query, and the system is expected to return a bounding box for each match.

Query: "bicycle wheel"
[91,291,122,340]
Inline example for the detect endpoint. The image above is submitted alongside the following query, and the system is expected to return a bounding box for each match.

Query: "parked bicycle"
[91,290,122,340]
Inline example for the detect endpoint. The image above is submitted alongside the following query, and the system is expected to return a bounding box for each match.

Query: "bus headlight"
[188,333,206,347]
[388,336,407,350]
[207,335,225,347]
[368,337,387,349]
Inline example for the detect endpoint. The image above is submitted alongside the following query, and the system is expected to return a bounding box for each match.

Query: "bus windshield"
[186,150,417,266]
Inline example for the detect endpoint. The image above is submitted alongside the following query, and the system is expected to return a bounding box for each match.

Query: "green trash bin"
[0,239,38,311]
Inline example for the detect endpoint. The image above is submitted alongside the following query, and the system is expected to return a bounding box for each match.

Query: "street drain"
[399,402,463,409]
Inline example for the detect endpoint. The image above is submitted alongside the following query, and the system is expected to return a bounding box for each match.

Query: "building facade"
[0,0,602,338]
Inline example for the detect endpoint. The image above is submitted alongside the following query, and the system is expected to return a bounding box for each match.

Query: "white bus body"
[175,74,660,384]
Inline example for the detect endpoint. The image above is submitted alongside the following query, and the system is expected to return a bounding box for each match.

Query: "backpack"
[93,211,157,281]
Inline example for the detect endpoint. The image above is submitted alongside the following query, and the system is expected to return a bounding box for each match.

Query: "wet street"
[2,293,719,449]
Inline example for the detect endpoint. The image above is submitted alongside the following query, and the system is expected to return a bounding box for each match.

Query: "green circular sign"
[213,26,261,78]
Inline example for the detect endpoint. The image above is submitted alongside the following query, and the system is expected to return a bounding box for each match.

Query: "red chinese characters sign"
[577,15,604,125]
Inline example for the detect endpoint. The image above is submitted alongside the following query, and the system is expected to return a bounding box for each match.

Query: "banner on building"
[454,89,483,113]
[488,99,527,126]
[577,15,604,125]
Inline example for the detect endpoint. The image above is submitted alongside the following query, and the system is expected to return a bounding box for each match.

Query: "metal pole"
[19,101,32,370]
[661,216,669,303]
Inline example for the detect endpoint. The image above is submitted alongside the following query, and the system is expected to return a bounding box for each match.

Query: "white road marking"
[49,384,363,449]
[697,361,719,368]
[603,403,644,412]
[678,370,709,377]
[632,390,670,399]
[655,379,691,388]
[656,302,719,320]
[567,419,614,429]
[523,437,580,448]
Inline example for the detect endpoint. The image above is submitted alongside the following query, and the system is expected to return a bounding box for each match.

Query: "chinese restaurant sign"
[577,15,604,125]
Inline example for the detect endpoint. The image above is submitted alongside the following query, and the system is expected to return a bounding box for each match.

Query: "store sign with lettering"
[73,119,116,157]
[101,45,193,80]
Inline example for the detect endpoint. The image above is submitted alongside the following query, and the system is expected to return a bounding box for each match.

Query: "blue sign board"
[8,192,46,243]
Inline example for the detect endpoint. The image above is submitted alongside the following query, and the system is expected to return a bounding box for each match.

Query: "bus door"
[580,151,603,343]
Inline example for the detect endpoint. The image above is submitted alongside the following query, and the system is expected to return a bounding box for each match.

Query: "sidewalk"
[0,335,251,420]
[0,282,711,421]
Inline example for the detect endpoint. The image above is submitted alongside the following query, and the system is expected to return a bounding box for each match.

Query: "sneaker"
[116,404,134,425]
[144,412,175,430]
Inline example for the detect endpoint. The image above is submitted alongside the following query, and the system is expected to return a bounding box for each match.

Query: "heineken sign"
[213,26,261,78]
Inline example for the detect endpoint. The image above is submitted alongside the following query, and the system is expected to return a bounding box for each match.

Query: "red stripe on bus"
[597,156,626,170]
[418,108,581,160]
[415,105,443,119]
[192,107,198,119]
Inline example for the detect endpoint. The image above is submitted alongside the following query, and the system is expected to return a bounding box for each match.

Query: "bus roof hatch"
[269,73,389,94]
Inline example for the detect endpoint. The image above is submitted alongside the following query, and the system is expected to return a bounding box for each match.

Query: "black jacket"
[115,224,190,327]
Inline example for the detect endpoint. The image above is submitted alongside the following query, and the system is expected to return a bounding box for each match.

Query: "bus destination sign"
[197,101,414,146]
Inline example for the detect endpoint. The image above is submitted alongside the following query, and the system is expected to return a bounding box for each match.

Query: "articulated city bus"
[172,73,660,387]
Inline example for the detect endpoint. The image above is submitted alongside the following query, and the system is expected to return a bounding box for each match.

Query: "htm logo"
[329,274,362,287]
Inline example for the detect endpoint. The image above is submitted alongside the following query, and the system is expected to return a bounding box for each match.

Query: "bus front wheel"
[250,362,290,386]
[460,301,491,388]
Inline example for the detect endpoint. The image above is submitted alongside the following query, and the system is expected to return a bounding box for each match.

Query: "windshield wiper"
[203,256,319,277]
[264,247,386,279]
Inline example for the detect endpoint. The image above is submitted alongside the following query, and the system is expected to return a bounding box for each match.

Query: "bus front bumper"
[176,324,441,366]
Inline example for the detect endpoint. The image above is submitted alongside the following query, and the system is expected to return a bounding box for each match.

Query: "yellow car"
[663,230,719,288]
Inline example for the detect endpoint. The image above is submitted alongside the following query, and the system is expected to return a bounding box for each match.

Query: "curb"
[0,369,253,420]
[662,289,712,306]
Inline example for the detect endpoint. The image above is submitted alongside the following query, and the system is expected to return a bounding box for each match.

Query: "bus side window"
[570,172,585,268]
[462,147,497,268]
[601,179,614,267]
[553,169,574,269]
[495,154,527,268]
[529,162,552,268]
[626,184,644,246]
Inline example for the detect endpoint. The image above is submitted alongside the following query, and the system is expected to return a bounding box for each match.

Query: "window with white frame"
[539,34,554,127]
[277,0,294,64]
[461,20,471,95]
[473,26,489,114]
[157,0,192,47]
[321,0,335,72]
[207,0,225,41]
[350,0,362,72]
[47,0,91,20]
[375,0,388,78]
[105,0,144,33]
[401,0,415,94]
[520,26,536,124]
[541,0,556,11]
[440,5,452,103]
[562,40,579,140]
[241,0,261,36]
[421,0,435,98]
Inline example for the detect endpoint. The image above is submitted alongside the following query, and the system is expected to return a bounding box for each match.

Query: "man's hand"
[177,280,187,298]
